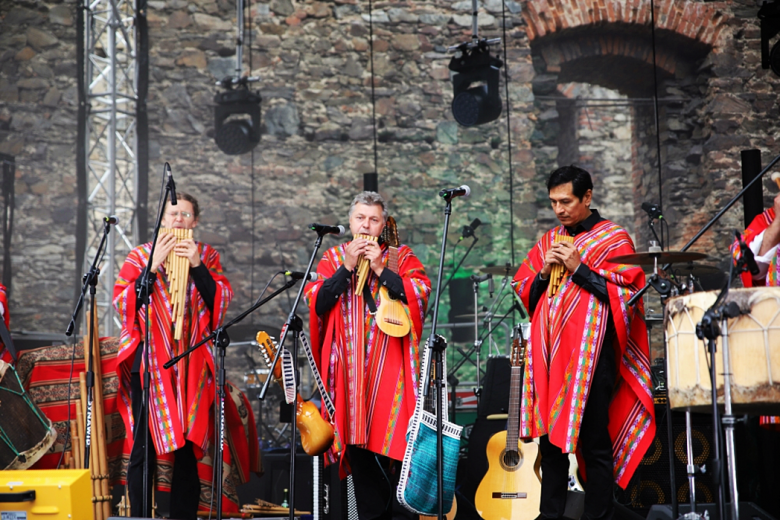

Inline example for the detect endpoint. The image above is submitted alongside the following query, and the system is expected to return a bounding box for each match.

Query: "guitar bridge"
[491,492,528,499]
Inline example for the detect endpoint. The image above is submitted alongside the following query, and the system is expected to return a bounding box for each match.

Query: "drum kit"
[610,241,780,520]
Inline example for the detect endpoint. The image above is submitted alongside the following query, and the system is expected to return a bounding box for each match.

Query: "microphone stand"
[256,229,330,520]
[695,247,751,520]
[427,196,456,520]
[131,169,177,517]
[628,152,780,306]
[64,217,113,470]
[163,276,300,520]
[426,233,479,318]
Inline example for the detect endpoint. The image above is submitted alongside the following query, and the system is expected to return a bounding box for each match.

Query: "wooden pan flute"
[354,233,378,295]
[161,227,193,340]
[548,233,574,297]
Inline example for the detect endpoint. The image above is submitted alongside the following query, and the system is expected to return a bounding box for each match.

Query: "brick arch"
[523,0,726,49]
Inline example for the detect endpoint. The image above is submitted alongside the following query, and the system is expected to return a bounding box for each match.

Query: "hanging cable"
[248,0,257,324]
[650,0,664,226]
[500,0,515,265]
[368,0,379,179]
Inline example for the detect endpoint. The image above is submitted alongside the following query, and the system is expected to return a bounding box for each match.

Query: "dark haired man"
[513,166,655,520]
[114,192,233,519]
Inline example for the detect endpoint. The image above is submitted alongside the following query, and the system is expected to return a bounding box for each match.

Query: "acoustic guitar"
[475,330,542,520]
[256,331,335,456]
[375,216,411,338]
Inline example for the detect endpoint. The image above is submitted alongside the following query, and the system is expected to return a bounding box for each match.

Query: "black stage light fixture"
[449,41,503,127]
[759,0,780,76]
[214,85,262,155]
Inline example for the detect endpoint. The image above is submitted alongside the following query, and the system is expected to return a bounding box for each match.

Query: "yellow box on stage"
[0,469,93,519]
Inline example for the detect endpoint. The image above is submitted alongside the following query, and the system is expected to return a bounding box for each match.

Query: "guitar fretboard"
[506,364,522,449]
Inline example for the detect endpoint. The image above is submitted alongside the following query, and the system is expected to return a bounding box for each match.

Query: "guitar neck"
[388,246,399,274]
[506,365,522,449]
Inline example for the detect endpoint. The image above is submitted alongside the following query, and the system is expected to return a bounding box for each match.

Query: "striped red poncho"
[305,243,431,471]
[113,241,233,456]
[735,208,780,430]
[0,284,10,363]
[738,208,779,288]
[513,220,655,488]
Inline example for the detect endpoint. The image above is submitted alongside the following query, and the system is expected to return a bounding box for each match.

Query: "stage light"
[214,86,262,155]
[449,41,503,127]
[759,0,780,76]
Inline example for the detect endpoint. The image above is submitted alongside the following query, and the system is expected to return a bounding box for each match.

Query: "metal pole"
[720,319,739,520]
[106,0,118,336]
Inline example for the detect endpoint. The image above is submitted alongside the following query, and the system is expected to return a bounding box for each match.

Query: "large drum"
[665,288,780,414]
[0,360,57,469]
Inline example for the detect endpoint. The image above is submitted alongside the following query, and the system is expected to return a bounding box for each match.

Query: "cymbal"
[480,265,519,275]
[608,251,708,265]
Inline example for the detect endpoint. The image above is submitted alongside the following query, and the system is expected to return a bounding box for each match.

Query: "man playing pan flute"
[113,193,233,520]
[512,166,655,520]
[735,190,780,430]
[305,191,431,520]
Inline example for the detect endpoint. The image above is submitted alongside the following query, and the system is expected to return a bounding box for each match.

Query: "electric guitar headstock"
[255,331,282,380]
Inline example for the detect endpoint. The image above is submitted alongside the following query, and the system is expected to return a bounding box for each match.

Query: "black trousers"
[129,370,201,520]
[347,446,415,520]
[538,339,616,520]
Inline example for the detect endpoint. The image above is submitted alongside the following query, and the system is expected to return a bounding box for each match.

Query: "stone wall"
[2,0,780,368]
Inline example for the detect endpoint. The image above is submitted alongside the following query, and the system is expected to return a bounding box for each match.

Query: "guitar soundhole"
[500,449,521,471]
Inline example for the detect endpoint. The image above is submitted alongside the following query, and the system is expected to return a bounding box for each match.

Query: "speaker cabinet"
[614,404,716,511]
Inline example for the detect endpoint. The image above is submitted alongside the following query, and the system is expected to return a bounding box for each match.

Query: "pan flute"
[354,233,378,295]
[161,227,193,340]
[548,233,574,297]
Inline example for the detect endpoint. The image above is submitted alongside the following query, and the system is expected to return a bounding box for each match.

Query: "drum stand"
[695,249,753,520]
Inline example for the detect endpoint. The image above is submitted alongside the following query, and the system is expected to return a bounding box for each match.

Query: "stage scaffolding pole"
[77,0,147,336]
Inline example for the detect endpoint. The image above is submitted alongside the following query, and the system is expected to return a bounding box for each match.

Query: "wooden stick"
[75,394,85,469]
[70,419,81,469]
[90,304,111,520]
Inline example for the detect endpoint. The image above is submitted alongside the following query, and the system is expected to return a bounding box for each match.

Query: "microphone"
[439,185,471,200]
[284,270,317,282]
[309,223,346,236]
[166,163,177,206]
[458,218,482,242]
[735,230,760,276]
[488,275,495,297]
[641,201,663,220]
[104,215,119,225]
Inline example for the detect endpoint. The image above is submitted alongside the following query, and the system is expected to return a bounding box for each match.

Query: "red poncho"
[513,221,655,488]
[305,243,431,471]
[0,284,11,363]
[735,209,780,429]
[738,208,779,288]
[113,241,233,456]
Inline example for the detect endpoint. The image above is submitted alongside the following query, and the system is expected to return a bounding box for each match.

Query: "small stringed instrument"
[375,216,411,337]
[256,331,334,456]
[475,328,542,520]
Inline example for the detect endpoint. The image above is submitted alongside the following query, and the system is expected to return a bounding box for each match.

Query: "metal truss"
[80,0,140,336]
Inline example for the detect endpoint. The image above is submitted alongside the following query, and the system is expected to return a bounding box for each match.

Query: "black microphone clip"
[641,201,663,220]
[458,218,482,242]
[166,162,177,206]
[735,230,760,276]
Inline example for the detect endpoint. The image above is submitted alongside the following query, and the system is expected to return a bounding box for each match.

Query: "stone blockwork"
[2,0,780,371]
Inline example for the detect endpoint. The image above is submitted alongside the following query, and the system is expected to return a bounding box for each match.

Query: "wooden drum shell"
[665,287,780,414]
